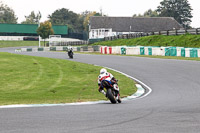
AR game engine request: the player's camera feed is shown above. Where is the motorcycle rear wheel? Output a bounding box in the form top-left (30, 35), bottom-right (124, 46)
top-left (107, 89), bottom-right (117, 104)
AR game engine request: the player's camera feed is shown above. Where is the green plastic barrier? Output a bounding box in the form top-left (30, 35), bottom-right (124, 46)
top-left (63, 46), bottom-right (68, 51)
top-left (190, 48), bottom-right (198, 58)
top-left (140, 47), bottom-right (145, 55)
top-left (50, 47), bottom-right (56, 51)
top-left (165, 48), bottom-right (170, 56)
top-left (38, 47), bottom-right (44, 51)
top-left (121, 47), bottom-right (126, 55)
top-left (148, 47), bottom-right (152, 55)
top-left (27, 48), bottom-right (32, 52)
top-left (92, 46), bottom-right (100, 51)
top-left (77, 47), bottom-right (80, 51)
top-left (170, 47), bottom-right (177, 56)
top-left (181, 48), bottom-right (185, 57)
top-left (82, 46), bottom-right (88, 51)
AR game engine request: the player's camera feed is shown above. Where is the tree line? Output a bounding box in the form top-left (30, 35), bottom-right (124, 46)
top-left (0, 1), bottom-right (102, 33)
top-left (133, 0), bottom-right (193, 28)
top-left (0, 0), bottom-right (194, 32)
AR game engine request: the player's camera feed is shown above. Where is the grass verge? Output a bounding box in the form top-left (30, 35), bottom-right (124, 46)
top-left (0, 41), bottom-right (47, 48)
top-left (0, 52), bottom-right (137, 105)
top-left (93, 34), bottom-right (200, 48)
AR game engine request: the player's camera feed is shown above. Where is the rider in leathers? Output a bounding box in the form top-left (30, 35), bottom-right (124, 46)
top-left (98, 68), bottom-right (120, 98)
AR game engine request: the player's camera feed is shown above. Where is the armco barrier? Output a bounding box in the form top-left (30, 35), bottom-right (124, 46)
top-left (176, 47), bottom-right (183, 57)
top-left (190, 48), bottom-right (198, 57)
top-left (112, 46), bottom-right (121, 54)
top-left (92, 46), bottom-right (100, 52)
top-left (198, 49), bottom-right (200, 57)
top-left (148, 47), bottom-right (152, 55)
top-left (185, 48), bottom-right (190, 57)
top-left (109, 47), bottom-right (112, 54)
top-left (21, 48), bottom-right (27, 52)
top-left (152, 47), bottom-right (162, 56)
top-left (144, 47), bottom-right (152, 55)
top-left (50, 47), bottom-right (56, 51)
top-left (140, 47), bottom-right (145, 55)
top-left (17, 46), bottom-right (200, 58)
top-left (38, 47), bottom-right (44, 51)
top-left (56, 46), bottom-right (63, 51)
top-left (44, 47), bottom-right (50, 51)
top-left (27, 48), bottom-right (32, 52)
top-left (169, 47), bottom-right (177, 56)
top-left (128, 47), bottom-right (140, 55)
top-left (32, 48), bottom-right (38, 52)
top-left (100, 46), bottom-right (106, 54)
top-left (63, 46), bottom-right (68, 51)
top-left (121, 47), bottom-right (126, 55)
top-left (104, 47), bottom-right (107, 54)
top-left (19, 46), bottom-right (77, 52)
top-left (101, 46), bottom-right (200, 58)
top-left (77, 47), bottom-right (81, 52)
top-left (88, 46), bottom-right (94, 52)
top-left (100, 46), bottom-right (200, 58)
top-left (181, 48), bottom-right (185, 57)
top-left (73, 47), bottom-right (77, 51)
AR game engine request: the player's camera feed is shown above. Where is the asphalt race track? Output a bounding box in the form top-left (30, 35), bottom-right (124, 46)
top-left (1, 47), bottom-right (200, 133)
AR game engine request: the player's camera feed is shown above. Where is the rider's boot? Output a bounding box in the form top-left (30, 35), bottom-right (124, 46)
top-left (100, 90), bottom-right (106, 96)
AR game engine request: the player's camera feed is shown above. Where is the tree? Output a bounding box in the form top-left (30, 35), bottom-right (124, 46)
top-left (157, 0), bottom-right (193, 28)
top-left (21, 11), bottom-right (41, 24)
top-left (0, 1), bottom-right (17, 23)
top-left (48, 8), bottom-right (83, 32)
top-left (80, 10), bottom-right (103, 32)
top-left (82, 11), bottom-right (96, 32)
top-left (143, 9), bottom-right (159, 17)
top-left (37, 21), bottom-right (54, 47)
top-left (133, 9), bottom-right (158, 17)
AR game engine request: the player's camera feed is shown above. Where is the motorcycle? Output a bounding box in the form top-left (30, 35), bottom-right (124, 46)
top-left (68, 49), bottom-right (73, 59)
top-left (100, 80), bottom-right (121, 104)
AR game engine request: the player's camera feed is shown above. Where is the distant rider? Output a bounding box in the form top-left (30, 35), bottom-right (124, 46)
top-left (97, 68), bottom-right (120, 97)
top-left (68, 47), bottom-right (73, 56)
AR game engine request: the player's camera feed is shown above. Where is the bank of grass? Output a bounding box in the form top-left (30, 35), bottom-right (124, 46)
top-left (93, 34), bottom-right (200, 48)
top-left (0, 41), bottom-right (47, 48)
top-left (0, 52), bottom-right (136, 105)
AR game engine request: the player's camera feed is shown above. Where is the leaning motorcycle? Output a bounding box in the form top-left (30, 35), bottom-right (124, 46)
top-left (101, 80), bottom-right (121, 104)
top-left (68, 50), bottom-right (73, 59)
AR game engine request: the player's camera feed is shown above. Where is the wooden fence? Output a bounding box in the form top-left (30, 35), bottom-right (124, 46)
top-left (104, 28), bottom-right (200, 41)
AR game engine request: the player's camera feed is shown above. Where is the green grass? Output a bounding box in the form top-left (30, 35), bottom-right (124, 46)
top-left (0, 52), bottom-right (137, 105)
top-left (93, 34), bottom-right (200, 48)
top-left (0, 41), bottom-right (47, 48)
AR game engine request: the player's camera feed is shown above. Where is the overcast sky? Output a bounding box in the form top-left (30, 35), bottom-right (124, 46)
top-left (1, 0), bottom-right (200, 28)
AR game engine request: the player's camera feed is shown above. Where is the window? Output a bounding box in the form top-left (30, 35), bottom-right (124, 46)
top-left (92, 30), bottom-right (94, 38)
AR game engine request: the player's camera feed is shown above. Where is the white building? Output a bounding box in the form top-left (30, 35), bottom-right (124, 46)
top-left (89, 16), bottom-right (182, 41)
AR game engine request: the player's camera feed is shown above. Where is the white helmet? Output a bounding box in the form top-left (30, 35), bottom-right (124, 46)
top-left (100, 68), bottom-right (107, 74)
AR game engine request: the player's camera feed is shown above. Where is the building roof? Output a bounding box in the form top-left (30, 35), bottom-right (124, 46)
top-left (90, 16), bottom-right (182, 32)
top-left (0, 23), bottom-right (68, 35)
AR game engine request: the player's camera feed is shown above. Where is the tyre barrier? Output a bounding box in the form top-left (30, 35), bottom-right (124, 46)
top-left (99, 46), bottom-right (200, 58)
top-left (17, 46), bottom-right (100, 53)
top-left (16, 46), bottom-right (200, 58)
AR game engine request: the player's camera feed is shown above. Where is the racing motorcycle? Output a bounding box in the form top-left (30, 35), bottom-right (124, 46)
top-left (68, 48), bottom-right (73, 59)
top-left (101, 80), bottom-right (121, 104)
